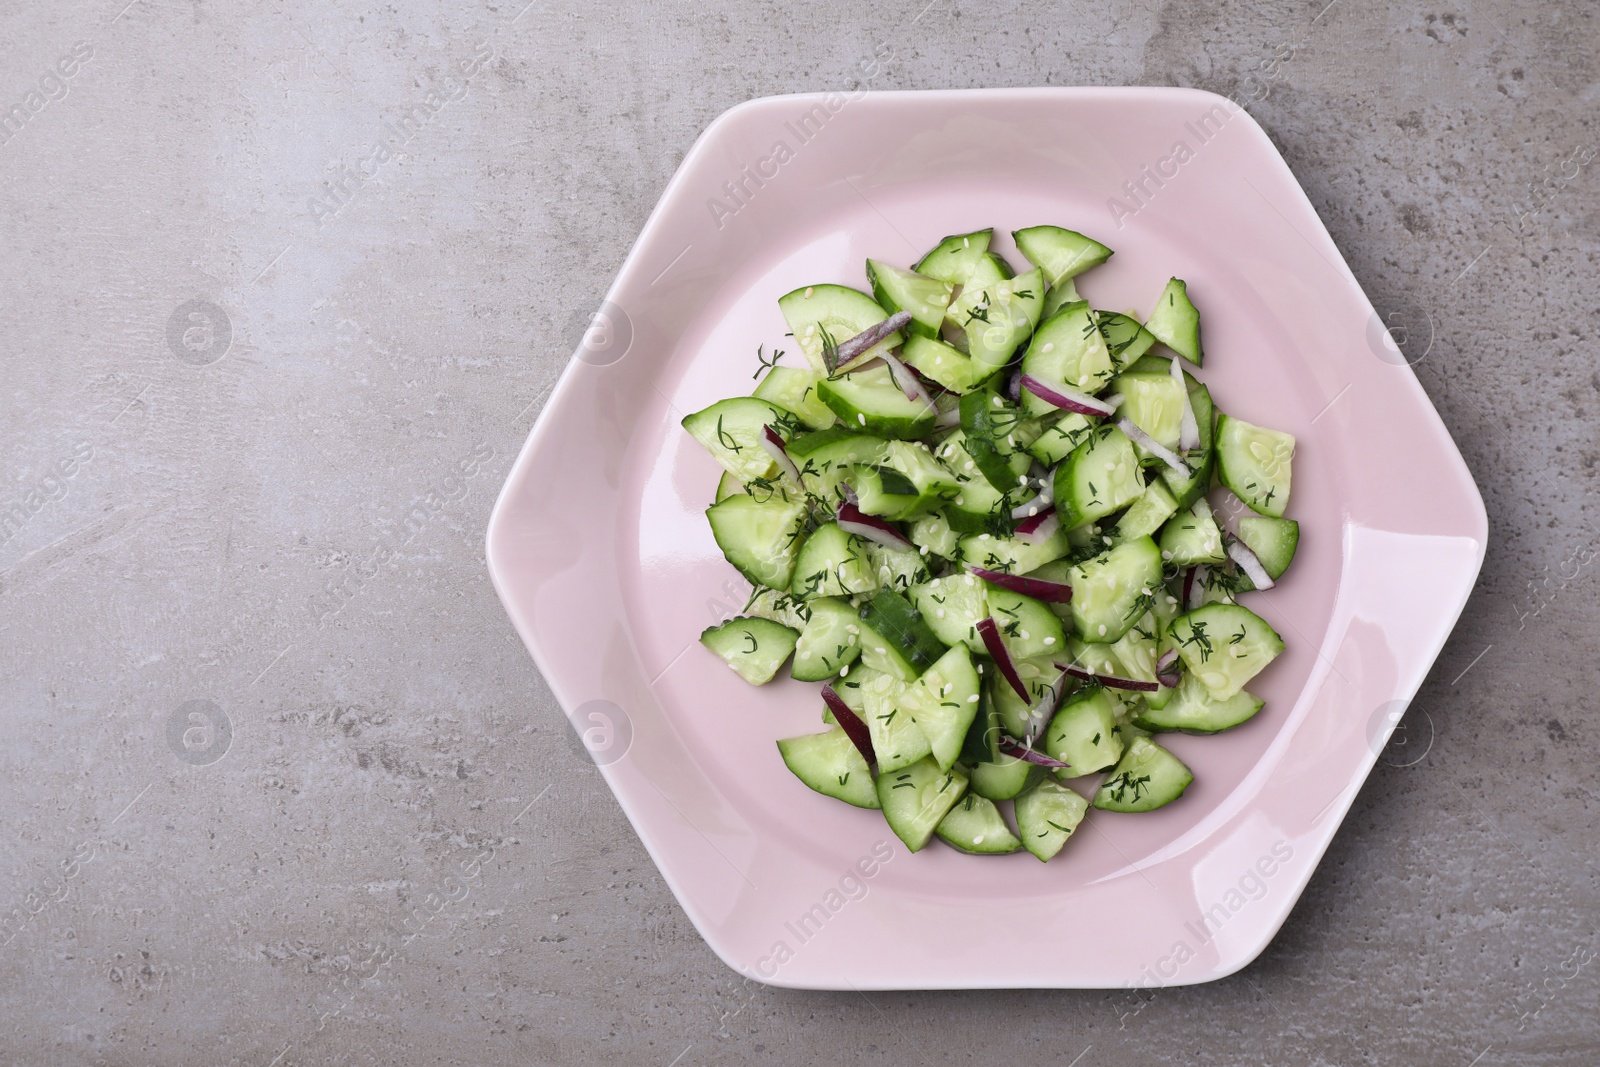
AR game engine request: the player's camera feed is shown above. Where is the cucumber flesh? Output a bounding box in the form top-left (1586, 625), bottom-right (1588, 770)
top-left (950, 268), bottom-right (1046, 368)
top-left (682, 397), bottom-right (800, 484)
top-left (907, 511), bottom-right (961, 561)
top-left (1113, 370), bottom-right (1187, 462)
top-left (818, 363), bottom-right (938, 440)
top-left (1167, 602), bottom-right (1284, 700)
top-left (1161, 380), bottom-right (1215, 508)
top-left (899, 333), bottom-right (996, 393)
top-left (908, 572), bottom-right (988, 651)
top-left (958, 528), bottom-right (1071, 576)
top-left (700, 616), bottom-right (799, 685)
top-left (779, 283), bottom-right (903, 373)
top-left (714, 470), bottom-right (743, 502)
top-left (914, 229), bottom-right (994, 285)
top-left (1097, 312), bottom-right (1159, 366)
top-left (1238, 515), bottom-right (1300, 580)
top-left (877, 757), bottom-right (969, 852)
top-left (791, 596), bottom-right (864, 682)
top-left (1133, 673), bottom-right (1264, 734)
top-left (968, 753), bottom-right (1039, 800)
top-left (1144, 277), bottom-right (1203, 366)
top-left (1092, 735), bottom-right (1194, 812)
top-left (866, 259), bottom-right (954, 339)
top-left (935, 792), bottom-right (1022, 854)
top-left (786, 427), bottom-right (887, 503)
top-left (1216, 414), bottom-right (1295, 518)
top-left (705, 494), bottom-right (809, 591)
top-left (1020, 302), bottom-right (1116, 412)
top-left (1011, 225), bottom-right (1113, 288)
top-left (1158, 499), bottom-right (1227, 567)
top-left (1015, 778), bottom-right (1090, 861)
top-left (790, 522), bottom-right (877, 600)
top-left (1053, 425), bottom-right (1145, 529)
top-left (895, 643), bottom-right (983, 771)
top-left (1110, 477), bottom-right (1178, 543)
top-left (856, 666), bottom-right (932, 773)
top-left (1067, 537), bottom-right (1164, 644)
top-left (752, 366), bottom-right (835, 430)
top-left (1044, 685), bottom-right (1124, 775)
top-left (1026, 412), bottom-right (1099, 467)
top-left (777, 728), bottom-right (880, 808)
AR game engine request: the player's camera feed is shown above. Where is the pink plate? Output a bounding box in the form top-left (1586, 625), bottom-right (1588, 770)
top-left (486, 88), bottom-right (1486, 989)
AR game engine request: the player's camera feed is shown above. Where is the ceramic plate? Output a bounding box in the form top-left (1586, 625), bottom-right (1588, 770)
top-left (486, 88), bottom-right (1486, 989)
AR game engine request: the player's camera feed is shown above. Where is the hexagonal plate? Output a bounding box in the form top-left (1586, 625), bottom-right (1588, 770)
top-left (486, 88), bottom-right (1486, 989)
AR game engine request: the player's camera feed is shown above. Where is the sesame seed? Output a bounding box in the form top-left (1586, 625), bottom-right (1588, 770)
top-left (1097, 624), bottom-right (1107, 636)
top-left (1044, 636), bottom-right (1056, 645)
top-left (858, 414), bottom-right (867, 425)
top-left (973, 835), bottom-right (986, 845)
top-left (967, 694), bottom-right (979, 703)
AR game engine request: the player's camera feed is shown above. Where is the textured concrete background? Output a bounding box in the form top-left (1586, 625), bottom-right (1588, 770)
top-left (0, 0), bottom-right (1595, 1064)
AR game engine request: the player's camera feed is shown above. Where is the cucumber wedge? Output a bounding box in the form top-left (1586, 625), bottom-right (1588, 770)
top-left (908, 572), bottom-right (989, 651)
top-left (949, 268), bottom-right (1046, 368)
top-left (786, 427), bottom-right (887, 502)
top-left (1158, 499), bottom-right (1227, 567)
top-left (1097, 312), bottom-right (1159, 367)
top-left (1053, 425), bottom-right (1145, 529)
top-left (866, 259), bottom-right (955, 339)
top-left (1025, 412), bottom-right (1099, 467)
top-left (777, 728), bottom-right (880, 809)
top-left (876, 757), bottom-right (969, 852)
top-left (1216, 414), bottom-right (1295, 518)
top-left (817, 363), bottom-right (938, 440)
top-left (1144, 277), bottom-right (1202, 366)
top-left (895, 643), bottom-right (983, 771)
top-left (1167, 602), bottom-right (1284, 700)
top-left (705, 494), bottom-right (808, 590)
top-left (790, 522), bottom-right (877, 600)
top-left (856, 588), bottom-right (949, 682)
top-left (936, 793), bottom-right (1022, 854)
top-left (1067, 537), bottom-right (1165, 644)
top-left (914, 229), bottom-right (994, 285)
top-left (1020, 302), bottom-right (1116, 410)
top-left (791, 596), bottom-right (864, 682)
top-left (1238, 515), bottom-right (1300, 580)
top-left (1092, 736), bottom-right (1193, 812)
top-left (753, 366), bottom-right (835, 430)
top-left (779, 283), bottom-right (904, 374)
top-left (700, 616), bottom-right (799, 685)
top-left (968, 753), bottom-right (1039, 800)
top-left (1015, 778), bottom-right (1090, 861)
top-left (899, 333), bottom-right (995, 393)
top-left (857, 666), bottom-right (932, 773)
top-left (1043, 685), bottom-right (1124, 775)
top-left (682, 396), bottom-right (800, 484)
top-left (1133, 673), bottom-right (1264, 734)
top-left (1011, 225), bottom-right (1113, 288)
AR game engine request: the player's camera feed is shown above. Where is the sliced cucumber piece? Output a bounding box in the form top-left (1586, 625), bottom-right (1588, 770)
top-left (682, 397), bottom-right (799, 484)
top-left (1097, 312), bottom-right (1159, 367)
top-left (907, 511), bottom-right (961, 560)
top-left (1238, 515), bottom-right (1300, 580)
top-left (988, 656), bottom-right (1065, 738)
top-left (1216, 414), bottom-right (1295, 518)
top-left (958, 527), bottom-right (1071, 576)
top-left (1044, 685), bottom-right (1124, 775)
top-left (1012, 225), bottom-right (1114, 288)
top-left (786, 427), bottom-right (886, 502)
top-left (908, 572), bottom-right (988, 651)
top-left (1092, 735), bottom-right (1193, 812)
top-left (936, 793), bottom-right (1022, 854)
top-left (1025, 412), bottom-right (1099, 467)
top-left (1067, 537), bottom-right (1164, 644)
top-left (1113, 368), bottom-right (1187, 462)
top-left (779, 283), bottom-right (903, 374)
top-left (700, 616), bottom-right (799, 685)
top-left (1144, 277), bottom-right (1202, 366)
top-left (899, 333), bottom-right (994, 393)
top-left (1015, 778), bottom-right (1090, 861)
top-left (856, 588), bottom-right (948, 682)
top-left (1133, 673), bottom-right (1264, 734)
top-left (706, 494), bottom-right (808, 590)
top-left (714, 470), bottom-right (744, 502)
top-left (1019, 302), bottom-right (1116, 412)
top-left (866, 259), bottom-right (954, 339)
top-left (950, 268), bottom-right (1046, 368)
top-left (1158, 499), bottom-right (1227, 567)
top-left (856, 665), bottom-right (931, 773)
top-left (984, 584), bottom-right (1067, 661)
top-left (967, 251), bottom-right (1015, 285)
top-left (968, 753), bottom-right (1039, 800)
top-left (874, 440), bottom-right (962, 518)
top-left (896, 644), bottom-right (983, 771)
top-left (1160, 379), bottom-right (1215, 508)
top-left (777, 728), bottom-right (879, 809)
top-left (876, 757), bottom-right (969, 853)
top-left (960, 684), bottom-right (1001, 765)
top-left (1053, 425), bottom-right (1145, 529)
top-left (1109, 477), bottom-right (1178, 543)
top-left (790, 522), bottom-right (876, 600)
top-left (959, 389), bottom-right (1032, 494)
top-left (1039, 277), bottom-right (1081, 319)
top-left (791, 596), bottom-right (863, 682)
top-left (914, 229), bottom-right (995, 285)
top-left (935, 430), bottom-right (1030, 535)
top-left (753, 366), bottom-right (835, 430)
top-left (864, 541), bottom-right (931, 596)
top-left (1167, 602), bottom-right (1284, 700)
top-left (817, 363), bottom-right (937, 440)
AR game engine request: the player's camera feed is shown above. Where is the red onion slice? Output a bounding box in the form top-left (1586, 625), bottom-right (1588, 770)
top-left (760, 425), bottom-right (802, 483)
top-left (969, 566), bottom-right (1074, 604)
top-left (1014, 508), bottom-right (1060, 545)
top-left (821, 685), bottom-right (876, 769)
top-left (1228, 538), bottom-right (1276, 590)
top-left (831, 310), bottom-right (913, 371)
top-left (1171, 356), bottom-right (1201, 451)
top-left (998, 735), bottom-right (1070, 769)
top-left (976, 617), bottom-right (1030, 702)
top-left (1117, 417), bottom-right (1189, 477)
top-left (836, 502), bottom-right (913, 550)
top-left (1017, 373), bottom-right (1116, 417)
top-left (879, 348), bottom-right (935, 409)
top-left (1057, 663), bottom-right (1159, 693)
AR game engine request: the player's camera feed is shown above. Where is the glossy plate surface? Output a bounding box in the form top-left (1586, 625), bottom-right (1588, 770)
top-left (486, 88), bottom-right (1486, 989)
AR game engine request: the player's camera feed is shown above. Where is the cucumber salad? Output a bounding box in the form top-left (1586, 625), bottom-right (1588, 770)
top-left (686, 225), bottom-right (1299, 861)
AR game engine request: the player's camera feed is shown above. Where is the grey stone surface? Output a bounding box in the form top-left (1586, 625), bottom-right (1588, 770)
top-left (0, 0), bottom-right (1595, 1063)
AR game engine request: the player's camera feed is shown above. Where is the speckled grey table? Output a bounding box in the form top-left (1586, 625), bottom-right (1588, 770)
top-left (1, 1), bottom-right (1595, 1064)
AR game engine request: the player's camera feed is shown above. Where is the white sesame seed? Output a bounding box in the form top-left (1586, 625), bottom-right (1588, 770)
top-left (1044, 636), bottom-right (1056, 646)
top-left (967, 694), bottom-right (979, 703)
top-left (973, 835), bottom-right (986, 845)
top-left (858, 414), bottom-right (867, 425)
top-left (1097, 624), bottom-right (1107, 636)
top-left (804, 287), bottom-right (814, 298)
